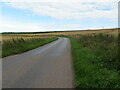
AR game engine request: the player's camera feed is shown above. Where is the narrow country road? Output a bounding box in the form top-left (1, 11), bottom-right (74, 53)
top-left (2, 37), bottom-right (74, 88)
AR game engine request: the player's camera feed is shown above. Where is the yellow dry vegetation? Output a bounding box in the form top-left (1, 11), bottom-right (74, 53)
top-left (2, 28), bottom-right (119, 41)
top-left (52, 28), bottom-right (118, 35)
top-left (2, 35), bottom-right (55, 41)
top-left (20, 28), bottom-right (117, 36)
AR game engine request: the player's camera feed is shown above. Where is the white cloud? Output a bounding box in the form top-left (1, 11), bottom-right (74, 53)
top-left (59, 24), bottom-right (81, 30)
top-left (0, 20), bottom-right (51, 32)
top-left (0, 0), bottom-right (118, 32)
top-left (3, 1), bottom-right (118, 21)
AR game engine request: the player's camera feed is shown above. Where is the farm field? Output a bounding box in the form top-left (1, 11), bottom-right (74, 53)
top-left (2, 34), bottom-right (56, 41)
top-left (2, 28), bottom-right (118, 41)
top-left (2, 28), bottom-right (118, 57)
top-left (1, 28), bottom-right (119, 88)
top-left (70, 30), bottom-right (119, 88)
top-left (2, 35), bottom-right (57, 57)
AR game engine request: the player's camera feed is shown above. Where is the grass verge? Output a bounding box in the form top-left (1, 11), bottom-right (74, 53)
top-left (2, 37), bottom-right (58, 58)
top-left (70, 34), bottom-right (120, 88)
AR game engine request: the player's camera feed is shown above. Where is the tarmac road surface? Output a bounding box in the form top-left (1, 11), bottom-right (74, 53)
top-left (2, 37), bottom-right (74, 88)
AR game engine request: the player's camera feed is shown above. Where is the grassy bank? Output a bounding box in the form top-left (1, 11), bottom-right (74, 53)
top-left (2, 37), bottom-right (57, 58)
top-left (70, 34), bottom-right (120, 88)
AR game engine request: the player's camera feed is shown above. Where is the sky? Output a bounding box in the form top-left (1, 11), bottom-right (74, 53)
top-left (0, 0), bottom-right (119, 32)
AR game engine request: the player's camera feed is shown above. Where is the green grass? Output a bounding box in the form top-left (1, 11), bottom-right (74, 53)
top-left (70, 34), bottom-right (120, 88)
top-left (2, 37), bottom-right (58, 58)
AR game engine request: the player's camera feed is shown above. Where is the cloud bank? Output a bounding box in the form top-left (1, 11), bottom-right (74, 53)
top-left (4, 1), bottom-right (118, 21)
top-left (0, 0), bottom-right (118, 32)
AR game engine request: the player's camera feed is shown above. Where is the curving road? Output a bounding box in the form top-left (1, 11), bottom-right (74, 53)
top-left (2, 37), bottom-right (74, 88)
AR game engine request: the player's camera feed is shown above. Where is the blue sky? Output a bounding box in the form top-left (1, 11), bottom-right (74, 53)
top-left (0, 0), bottom-right (118, 32)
